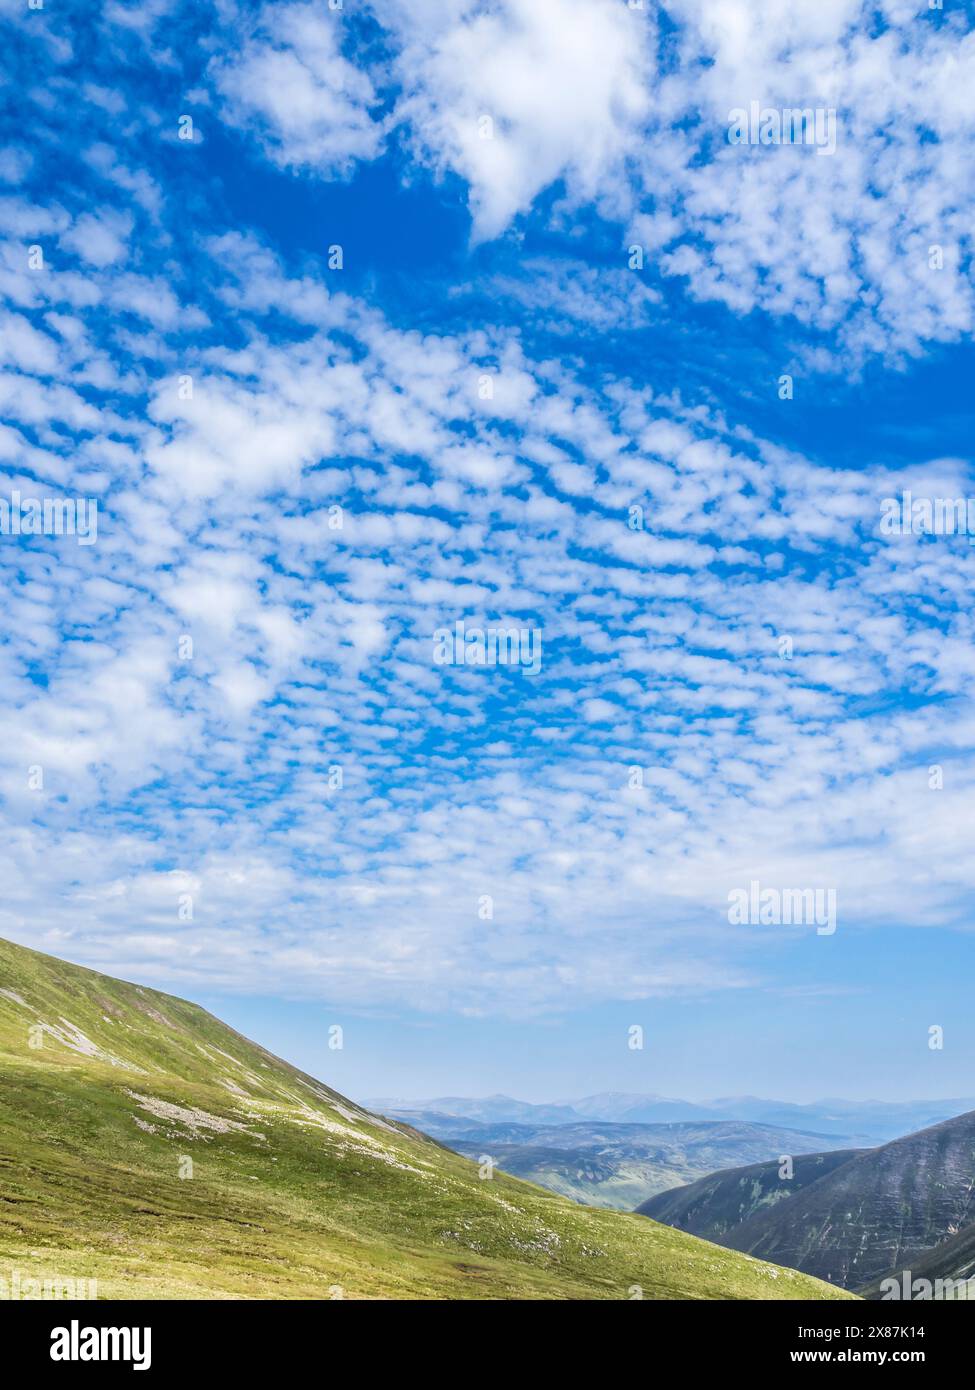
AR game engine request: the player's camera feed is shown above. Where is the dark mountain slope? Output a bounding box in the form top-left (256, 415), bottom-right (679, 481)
top-left (860, 1220), bottom-right (975, 1299)
top-left (717, 1109), bottom-right (975, 1289)
top-left (637, 1148), bottom-right (864, 1241)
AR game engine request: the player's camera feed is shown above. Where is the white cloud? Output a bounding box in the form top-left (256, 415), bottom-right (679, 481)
top-left (212, 2), bottom-right (383, 175)
top-left (393, 0), bottom-right (652, 240)
top-left (629, 1), bottom-right (975, 359)
top-left (193, 1), bottom-right (975, 359)
top-left (5, 8), bottom-right (975, 1020)
top-left (59, 210), bottom-right (132, 268)
top-left (3, 227), bottom-right (975, 1013)
top-left (383, 0), bottom-right (975, 358)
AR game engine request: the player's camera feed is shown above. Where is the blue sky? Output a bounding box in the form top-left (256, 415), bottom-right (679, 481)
top-left (2, 0), bottom-right (975, 1103)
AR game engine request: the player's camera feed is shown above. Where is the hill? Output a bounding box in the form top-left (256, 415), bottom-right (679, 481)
top-left (650, 1110), bottom-right (975, 1290)
top-left (637, 1149), bottom-right (864, 1240)
top-left (0, 937), bottom-right (851, 1301)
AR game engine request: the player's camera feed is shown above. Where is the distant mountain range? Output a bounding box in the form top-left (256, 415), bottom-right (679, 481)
top-left (370, 1092), bottom-right (975, 1146)
top-left (639, 1109), bottom-right (975, 1295)
top-left (370, 1102), bottom-right (864, 1210)
top-left (370, 1092), bottom-right (975, 1214)
top-left (369, 1095), bottom-right (584, 1127)
top-left (441, 1119), bottom-right (848, 1211)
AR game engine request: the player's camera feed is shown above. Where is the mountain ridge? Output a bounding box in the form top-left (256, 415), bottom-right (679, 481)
top-left (370, 1092), bottom-right (974, 1143)
top-left (637, 1149), bottom-right (865, 1240)
top-left (641, 1107), bottom-right (975, 1291)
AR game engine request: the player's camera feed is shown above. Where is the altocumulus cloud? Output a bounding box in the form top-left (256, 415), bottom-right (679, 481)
top-left (197, 0), bottom-right (975, 361)
top-left (0, 0), bottom-right (974, 1017)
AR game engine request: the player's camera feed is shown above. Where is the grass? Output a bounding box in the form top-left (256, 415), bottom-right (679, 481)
top-left (0, 936), bottom-right (855, 1300)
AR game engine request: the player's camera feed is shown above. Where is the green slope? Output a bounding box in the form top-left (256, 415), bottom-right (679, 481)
top-left (0, 938), bottom-right (853, 1301)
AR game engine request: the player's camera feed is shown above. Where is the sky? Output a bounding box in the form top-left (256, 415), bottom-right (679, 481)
top-left (1, 0), bottom-right (975, 1103)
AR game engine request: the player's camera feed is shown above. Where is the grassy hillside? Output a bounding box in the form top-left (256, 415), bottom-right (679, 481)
top-left (0, 937), bottom-right (852, 1301)
top-left (638, 1149), bottom-right (865, 1239)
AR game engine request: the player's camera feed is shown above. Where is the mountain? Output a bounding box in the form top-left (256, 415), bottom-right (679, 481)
top-left (444, 1121), bottom-right (846, 1211)
top-left (637, 1149), bottom-right (865, 1240)
top-left (644, 1109), bottom-right (975, 1291)
top-left (559, 1093), bottom-right (711, 1125)
top-left (367, 1094), bottom-right (583, 1126)
top-left (370, 1093), bottom-right (715, 1128)
top-left (0, 937), bottom-right (850, 1301)
top-left (700, 1096), bottom-right (975, 1144)
top-left (374, 1092), bottom-right (974, 1145)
